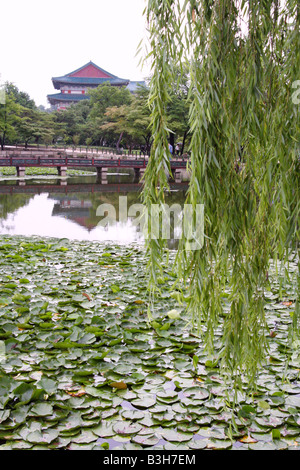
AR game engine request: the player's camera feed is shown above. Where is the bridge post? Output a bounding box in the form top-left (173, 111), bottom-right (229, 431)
top-left (134, 167), bottom-right (146, 182)
top-left (96, 167), bottom-right (108, 184)
top-left (16, 167), bottom-right (26, 178)
top-left (174, 169), bottom-right (182, 183)
top-left (57, 166), bottom-right (67, 177)
top-left (170, 168), bottom-right (183, 183)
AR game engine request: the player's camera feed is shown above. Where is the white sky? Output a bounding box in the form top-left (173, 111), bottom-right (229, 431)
top-left (0, 0), bottom-right (149, 108)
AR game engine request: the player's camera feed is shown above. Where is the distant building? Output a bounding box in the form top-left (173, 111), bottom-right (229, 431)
top-left (47, 61), bottom-right (145, 110)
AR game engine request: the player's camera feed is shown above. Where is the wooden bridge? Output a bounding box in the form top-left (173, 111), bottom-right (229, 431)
top-left (0, 148), bottom-right (188, 182)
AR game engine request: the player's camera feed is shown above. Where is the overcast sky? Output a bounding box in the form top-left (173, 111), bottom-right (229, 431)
top-left (0, 0), bottom-right (149, 107)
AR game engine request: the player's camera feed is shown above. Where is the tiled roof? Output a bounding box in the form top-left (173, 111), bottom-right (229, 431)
top-left (52, 76), bottom-right (129, 89)
top-left (52, 61), bottom-right (129, 89)
top-left (48, 61), bottom-right (143, 106)
top-left (67, 61), bottom-right (118, 79)
top-left (47, 93), bottom-right (90, 104)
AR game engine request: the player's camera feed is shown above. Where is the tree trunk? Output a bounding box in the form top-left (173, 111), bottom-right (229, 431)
top-left (180, 129), bottom-right (188, 156)
top-left (116, 132), bottom-right (124, 150)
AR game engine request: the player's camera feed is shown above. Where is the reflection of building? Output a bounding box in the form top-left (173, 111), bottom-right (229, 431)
top-left (51, 196), bottom-right (96, 231)
top-left (47, 61), bottom-right (145, 110)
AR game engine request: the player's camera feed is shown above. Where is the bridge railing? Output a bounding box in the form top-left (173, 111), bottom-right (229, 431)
top-left (0, 155), bottom-right (188, 169)
top-left (1, 145), bottom-right (150, 158)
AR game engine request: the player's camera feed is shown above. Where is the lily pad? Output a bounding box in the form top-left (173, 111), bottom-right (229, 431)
top-left (131, 434), bottom-right (161, 446)
top-left (29, 403), bottom-right (54, 417)
top-left (92, 421), bottom-right (115, 438)
top-left (131, 395), bottom-right (156, 409)
top-left (26, 429), bottom-right (59, 444)
top-left (113, 421), bottom-right (143, 435)
top-left (159, 428), bottom-right (193, 442)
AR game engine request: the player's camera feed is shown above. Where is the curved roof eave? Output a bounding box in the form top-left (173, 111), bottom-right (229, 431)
top-left (52, 76), bottom-right (129, 89)
top-left (47, 93), bottom-right (90, 104)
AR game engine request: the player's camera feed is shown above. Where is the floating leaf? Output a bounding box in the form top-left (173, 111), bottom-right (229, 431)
top-left (167, 309), bottom-right (180, 320)
top-left (109, 382), bottom-right (127, 390)
top-left (26, 429), bottom-right (59, 444)
top-left (71, 431), bottom-right (98, 444)
top-left (113, 421), bottom-right (142, 435)
top-left (92, 422), bottom-right (116, 438)
top-left (159, 428), bottom-right (193, 442)
top-left (206, 439), bottom-right (232, 450)
top-left (30, 403), bottom-right (53, 417)
top-left (131, 434), bottom-right (160, 446)
top-left (131, 395), bottom-right (156, 409)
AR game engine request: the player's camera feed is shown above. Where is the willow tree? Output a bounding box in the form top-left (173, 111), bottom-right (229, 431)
top-left (142, 0), bottom-right (299, 386)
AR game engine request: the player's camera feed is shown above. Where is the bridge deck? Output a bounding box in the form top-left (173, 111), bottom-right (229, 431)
top-left (0, 182), bottom-right (188, 195)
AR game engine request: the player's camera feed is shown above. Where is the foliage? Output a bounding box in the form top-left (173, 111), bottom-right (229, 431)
top-left (52, 100), bottom-right (92, 145)
top-left (89, 84), bottom-right (132, 119)
top-left (0, 77), bottom-right (190, 151)
top-left (100, 85), bottom-right (153, 152)
top-left (16, 108), bottom-right (55, 147)
top-left (166, 65), bottom-right (191, 154)
top-left (0, 95), bottom-right (22, 150)
top-left (4, 83), bottom-right (36, 110)
top-left (0, 84), bottom-right (56, 148)
top-left (143, 0), bottom-right (300, 387)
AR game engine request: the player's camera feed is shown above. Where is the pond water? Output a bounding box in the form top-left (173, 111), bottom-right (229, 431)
top-left (0, 172), bottom-right (188, 245)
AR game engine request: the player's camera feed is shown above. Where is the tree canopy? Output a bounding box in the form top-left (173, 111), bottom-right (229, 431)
top-left (142, 0), bottom-right (300, 387)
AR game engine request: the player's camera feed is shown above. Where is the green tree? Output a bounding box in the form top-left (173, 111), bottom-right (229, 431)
top-left (143, 0), bottom-right (299, 387)
top-left (125, 86), bottom-right (152, 153)
top-left (99, 86), bottom-right (152, 153)
top-left (52, 100), bottom-right (91, 145)
top-left (166, 66), bottom-right (190, 155)
top-left (89, 84), bottom-right (132, 119)
top-left (4, 82), bottom-right (36, 109)
top-left (15, 108), bottom-right (53, 147)
top-left (0, 94), bottom-right (22, 149)
top-left (86, 84), bottom-right (133, 149)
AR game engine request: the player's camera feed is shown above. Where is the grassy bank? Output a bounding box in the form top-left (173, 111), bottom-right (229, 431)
top-left (0, 167), bottom-right (96, 177)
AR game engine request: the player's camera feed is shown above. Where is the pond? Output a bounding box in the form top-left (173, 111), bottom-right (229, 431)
top-left (0, 171), bottom-right (188, 246)
top-left (0, 170), bottom-right (299, 451)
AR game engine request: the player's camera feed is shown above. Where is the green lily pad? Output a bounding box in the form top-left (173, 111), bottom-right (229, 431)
top-left (131, 395), bottom-right (156, 409)
top-left (183, 386), bottom-right (209, 400)
top-left (71, 430), bottom-right (98, 444)
top-left (121, 410), bottom-right (145, 420)
top-left (207, 439), bottom-right (232, 450)
top-left (286, 396), bottom-right (300, 408)
top-left (92, 421), bottom-right (115, 437)
top-left (159, 428), bottom-right (193, 442)
top-left (188, 438), bottom-right (208, 449)
top-left (26, 429), bottom-right (59, 444)
top-left (112, 421), bottom-right (143, 435)
top-left (131, 434), bottom-right (161, 446)
top-left (30, 403), bottom-right (54, 417)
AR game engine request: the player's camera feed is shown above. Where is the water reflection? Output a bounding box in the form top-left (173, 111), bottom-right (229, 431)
top-left (0, 176), bottom-right (188, 246)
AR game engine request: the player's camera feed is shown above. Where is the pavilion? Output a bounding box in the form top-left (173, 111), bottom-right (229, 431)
top-left (47, 61), bottom-right (145, 110)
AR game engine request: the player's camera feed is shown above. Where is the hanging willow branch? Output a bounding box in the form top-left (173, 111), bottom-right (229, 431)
top-left (143, 0), bottom-right (299, 386)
